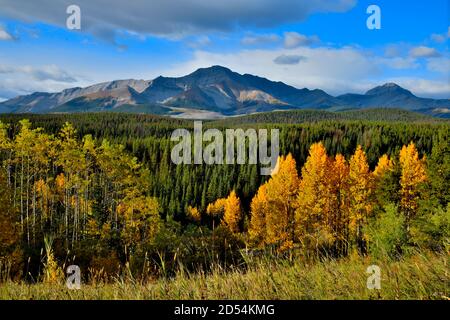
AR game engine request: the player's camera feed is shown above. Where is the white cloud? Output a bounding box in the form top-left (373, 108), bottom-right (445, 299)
top-left (384, 45), bottom-right (401, 58)
top-left (409, 46), bottom-right (441, 58)
top-left (188, 36), bottom-right (212, 48)
top-left (273, 54), bottom-right (306, 65)
top-left (0, 76), bottom-right (77, 99)
top-left (0, 64), bottom-right (77, 82)
top-left (241, 31), bottom-right (320, 49)
top-left (377, 57), bottom-right (419, 70)
top-left (241, 34), bottom-right (281, 46)
top-left (0, 26), bottom-right (13, 40)
top-left (158, 46), bottom-right (449, 98)
top-left (0, 64), bottom-right (81, 99)
top-left (382, 77), bottom-right (450, 99)
top-left (0, 0), bottom-right (356, 40)
top-left (284, 32), bottom-right (319, 48)
top-left (430, 27), bottom-right (450, 43)
top-left (431, 33), bottom-right (446, 43)
top-left (427, 57), bottom-right (450, 74)
top-left (159, 46), bottom-right (379, 95)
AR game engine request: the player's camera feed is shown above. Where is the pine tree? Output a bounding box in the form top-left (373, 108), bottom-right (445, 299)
top-left (427, 132), bottom-right (450, 208)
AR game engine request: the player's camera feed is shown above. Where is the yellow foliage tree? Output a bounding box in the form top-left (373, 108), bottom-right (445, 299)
top-left (264, 153), bottom-right (299, 250)
top-left (207, 191), bottom-right (242, 233)
top-left (373, 154), bottom-right (394, 179)
top-left (0, 121), bottom-right (11, 154)
top-left (117, 195), bottom-right (160, 257)
top-left (295, 143), bottom-right (334, 249)
top-left (206, 198), bottom-right (227, 217)
top-left (348, 145), bottom-right (374, 252)
top-left (399, 142), bottom-right (427, 224)
top-left (248, 183), bottom-right (268, 246)
top-left (223, 190), bottom-right (242, 233)
top-left (328, 154), bottom-right (350, 254)
top-left (187, 205), bottom-right (201, 223)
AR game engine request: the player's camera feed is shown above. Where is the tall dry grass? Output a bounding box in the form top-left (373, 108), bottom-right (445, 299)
top-left (0, 250), bottom-right (447, 300)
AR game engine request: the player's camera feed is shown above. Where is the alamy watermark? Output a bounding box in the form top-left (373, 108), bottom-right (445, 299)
top-left (66, 4), bottom-right (81, 30)
top-left (66, 265), bottom-right (81, 290)
top-left (366, 265), bottom-right (381, 290)
top-left (170, 121), bottom-right (279, 176)
top-left (366, 4), bottom-right (381, 30)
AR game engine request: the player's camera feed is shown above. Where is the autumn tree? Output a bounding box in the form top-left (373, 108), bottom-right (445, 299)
top-left (55, 122), bottom-right (92, 246)
top-left (373, 154), bottom-right (394, 179)
top-left (373, 154), bottom-right (397, 207)
top-left (206, 198), bottom-right (227, 217)
top-left (328, 154), bottom-right (349, 255)
top-left (13, 120), bottom-right (54, 244)
top-left (222, 191), bottom-right (242, 233)
top-left (186, 205), bottom-right (201, 223)
top-left (0, 169), bottom-right (22, 278)
top-left (347, 145), bottom-right (374, 253)
top-left (399, 142), bottom-right (427, 225)
top-left (262, 154), bottom-right (299, 250)
top-left (248, 183), bottom-right (268, 246)
top-left (295, 143), bottom-right (333, 251)
top-left (117, 195), bottom-right (160, 259)
top-left (207, 190), bottom-right (242, 233)
top-left (0, 121), bottom-right (11, 164)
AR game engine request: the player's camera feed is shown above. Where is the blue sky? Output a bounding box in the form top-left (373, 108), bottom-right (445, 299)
top-left (0, 0), bottom-right (448, 100)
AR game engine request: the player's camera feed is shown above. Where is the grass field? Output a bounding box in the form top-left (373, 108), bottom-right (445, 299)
top-left (0, 251), bottom-right (447, 300)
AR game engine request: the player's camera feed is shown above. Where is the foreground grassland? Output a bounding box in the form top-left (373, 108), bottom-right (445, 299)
top-left (1, 251), bottom-right (447, 300)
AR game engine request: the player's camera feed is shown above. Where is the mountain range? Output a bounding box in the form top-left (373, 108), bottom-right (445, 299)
top-left (1, 65), bottom-right (449, 118)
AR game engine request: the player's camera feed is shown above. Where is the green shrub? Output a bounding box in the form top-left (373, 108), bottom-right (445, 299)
top-left (367, 204), bottom-right (407, 259)
top-left (410, 204), bottom-right (450, 251)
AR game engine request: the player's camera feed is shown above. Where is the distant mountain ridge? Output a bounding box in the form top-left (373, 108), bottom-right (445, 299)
top-left (1, 66), bottom-right (449, 118)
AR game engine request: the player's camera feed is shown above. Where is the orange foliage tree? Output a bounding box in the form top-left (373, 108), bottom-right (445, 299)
top-left (347, 145), bottom-right (374, 253)
top-left (248, 183), bottom-right (268, 246)
top-left (328, 154), bottom-right (350, 255)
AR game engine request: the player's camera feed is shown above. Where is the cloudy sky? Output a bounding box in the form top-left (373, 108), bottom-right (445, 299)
top-left (0, 0), bottom-right (448, 101)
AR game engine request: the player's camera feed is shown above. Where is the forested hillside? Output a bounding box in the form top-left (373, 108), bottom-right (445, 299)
top-left (216, 108), bottom-right (438, 124)
top-left (0, 112), bottom-right (448, 285)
